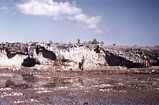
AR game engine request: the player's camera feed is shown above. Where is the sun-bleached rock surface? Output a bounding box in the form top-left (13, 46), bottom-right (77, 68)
top-left (0, 42), bottom-right (159, 69)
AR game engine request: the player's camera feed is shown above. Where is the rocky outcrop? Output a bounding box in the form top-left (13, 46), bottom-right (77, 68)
top-left (104, 50), bottom-right (142, 68)
top-left (100, 46), bottom-right (159, 68)
top-left (0, 42), bottom-right (159, 69)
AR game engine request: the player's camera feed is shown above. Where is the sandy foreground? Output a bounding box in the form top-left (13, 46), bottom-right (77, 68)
top-left (0, 66), bottom-right (159, 105)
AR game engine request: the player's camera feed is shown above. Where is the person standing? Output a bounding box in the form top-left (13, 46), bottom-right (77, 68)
top-left (81, 56), bottom-right (85, 70)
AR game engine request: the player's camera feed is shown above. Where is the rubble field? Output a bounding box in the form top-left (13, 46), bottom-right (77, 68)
top-left (0, 66), bottom-right (159, 105)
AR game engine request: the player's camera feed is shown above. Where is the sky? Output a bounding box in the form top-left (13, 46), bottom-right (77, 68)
top-left (0, 0), bottom-right (159, 46)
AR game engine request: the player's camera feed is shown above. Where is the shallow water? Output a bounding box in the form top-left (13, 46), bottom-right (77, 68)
top-left (52, 95), bottom-right (159, 105)
top-left (0, 68), bottom-right (159, 104)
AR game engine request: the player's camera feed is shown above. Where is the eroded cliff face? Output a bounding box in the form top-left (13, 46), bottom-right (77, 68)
top-left (0, 42), bottom-right (159, 70)
top-left (102, 46), bottom-right (159, 68)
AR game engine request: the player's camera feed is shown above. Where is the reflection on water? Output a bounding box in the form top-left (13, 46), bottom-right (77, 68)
top-left (52, 95), bottom-right (159, 105)
top-left (0, 70), bottom-right (159, 104)
top-left (0, 88), bottom-right (159, 104)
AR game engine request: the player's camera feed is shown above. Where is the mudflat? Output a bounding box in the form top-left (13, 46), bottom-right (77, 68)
top-left (0, 66), bottom-right (159, 104)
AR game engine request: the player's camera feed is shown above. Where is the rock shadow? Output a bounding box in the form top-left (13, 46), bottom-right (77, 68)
top-left (98, 47), bottom-right (142, 68)
top-left (37, 46), bottom-right (56, 60)
top-left (6, 52), bottom-right (16, 59)
top-left (151, 59), bottom-right (159, 66)
top-left (105, 52), bottom-right (142, 68)
top-left (22, 57), bottom-right (41, 67)
top-left (41, 50), bottom-right (56, 60)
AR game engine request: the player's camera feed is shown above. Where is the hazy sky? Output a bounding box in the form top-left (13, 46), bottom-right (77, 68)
top-left (0, 0), bottom-right (159, 46)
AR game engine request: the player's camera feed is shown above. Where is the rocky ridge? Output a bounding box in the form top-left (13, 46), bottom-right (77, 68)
top-left (0, 42), bottom-right (159, 70)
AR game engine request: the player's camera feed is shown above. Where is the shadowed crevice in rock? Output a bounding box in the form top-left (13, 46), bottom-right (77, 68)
top-left (98, 47), bottom-right (143, 68)
top-left (37, 46), bottom-right (56, 60)
top-left (6, 52), bottom-right (17, 59)
top-left (104, 52), bottom-right (142, 68)
top-left (41, 50), bottom-right (56, 60)
top-left (22, 57), bottom-right (41, 67)
top-left (152, 59), bottom-right (159, 66)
